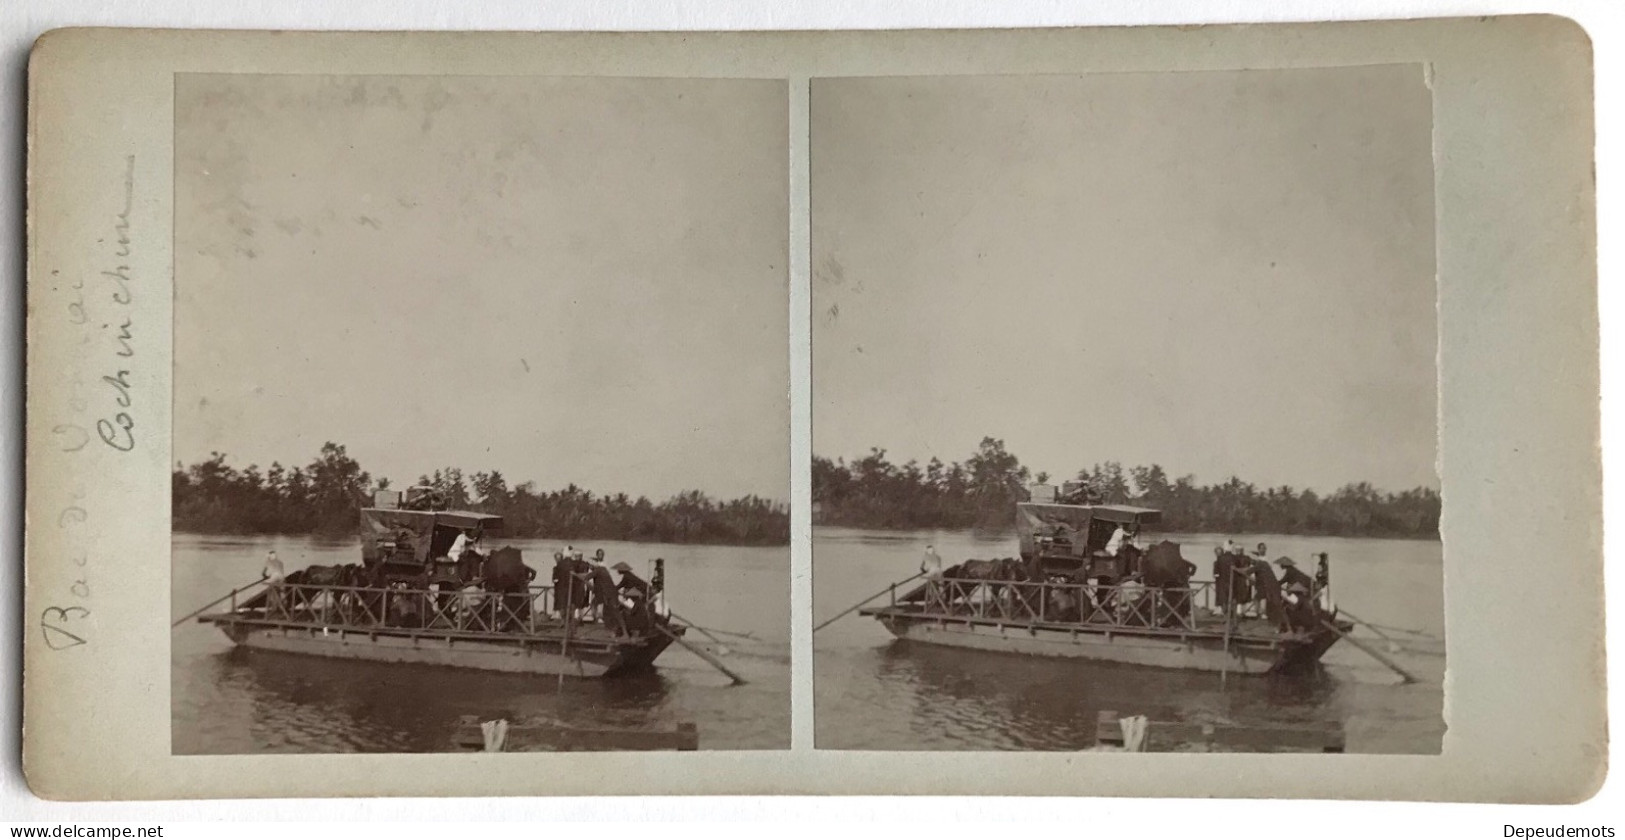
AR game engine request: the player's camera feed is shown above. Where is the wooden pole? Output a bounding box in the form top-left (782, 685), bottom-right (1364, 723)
top-left (1337, 609), bottom-right (1442, 655)
top-left (562, 569), bottom-right (575, 656)
top-left (659, 625), bottom-right (747, 685)
top-left (558, 568), bottom-right (577, 693)
top-left (1341, 610), bottom-right (1439, 639)
top-left (695, 625), bottom-right (758, 641)
top-left (667, 610), bottom-right (729, 646)
top-left (667, 612), bottom-right (756, 641)
top-left (814, 572), bottom-right (925, 633)
top-left (1335, 608), bottom-right (1402, 646)
top-left (1321, 620), bottom-right (1418, 684)
top-left (172, 577), bottom-right (265, 628)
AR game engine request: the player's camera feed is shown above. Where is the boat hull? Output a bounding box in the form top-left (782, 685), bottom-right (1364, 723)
top-left (208, 618), bottom-right (674, 679)
top-left (868, 610), bottom-right (1325, 675)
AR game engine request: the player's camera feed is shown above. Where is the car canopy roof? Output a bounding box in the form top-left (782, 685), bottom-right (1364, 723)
top-left (1015, 502), bottom-right (1162, 558)
top-left (359, 508), bottom-right (504, 564)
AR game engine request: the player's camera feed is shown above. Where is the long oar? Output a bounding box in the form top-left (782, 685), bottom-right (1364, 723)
top-left (1338, 608), bottom-right (1441, 654)
top-left (659, 624), bottom-right (747, 685)
top-left (1321, 619), bottom-right (1418, 684)
top-left (1334, 608), bottom-right (1404, 652)
top-left (172, 577), bottom-right (265, 628)
top-left (667, 610), bottom-right (731, 645)
top-left (1350, 614), bottom-right (1441, 640)
top-left (814, 572), bottom-right (924, 633)
top-left (675, 618), bottom-right (758, 641)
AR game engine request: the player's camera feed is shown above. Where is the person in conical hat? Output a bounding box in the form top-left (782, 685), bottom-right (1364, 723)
top-left (1275, 556), bottom-right (1315, 597)
top-left (612, 561), bottom-right (652, 634)
top-left (613, 561), bottom-right (650, 598)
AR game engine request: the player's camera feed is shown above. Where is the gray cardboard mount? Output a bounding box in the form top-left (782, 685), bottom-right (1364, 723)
top-left (24, 18), bottom-right (1601, 801)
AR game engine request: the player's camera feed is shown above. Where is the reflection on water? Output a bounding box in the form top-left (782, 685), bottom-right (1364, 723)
top-left (815, 527), bottom-right (1445, 753)
top-left (173, 533), bottom-right (789, 753)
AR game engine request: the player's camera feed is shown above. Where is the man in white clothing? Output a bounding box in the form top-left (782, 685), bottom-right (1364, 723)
top-left (919, 544), bottom-right (944, 580)
top-left (447, 529), bottom-right (472, 562)
top-left (1105, 524), bottom-right (1130, 557)
top-left (263, 550), bottom-right (285, 583)
top-left (262, 550), bottom-right (286, 614)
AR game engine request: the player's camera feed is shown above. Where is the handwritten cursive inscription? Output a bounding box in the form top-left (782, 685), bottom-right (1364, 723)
top-left (96, 154), bottom-right (136, 454)
top-left (42, 490), bottom-right (93, 650)
top-left (41, 605), bottom-right (90, 650)
top-left (40, 156), bottom-right (137, 651)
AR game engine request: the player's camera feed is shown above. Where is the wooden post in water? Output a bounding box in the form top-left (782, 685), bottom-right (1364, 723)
top-left (1097, 710), bottom-right (1344, 753)
top-left (453, 715), bottom-right (699, 752)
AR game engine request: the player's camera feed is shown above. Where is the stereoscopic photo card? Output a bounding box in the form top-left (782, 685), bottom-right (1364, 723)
top-left (23, 19), bottom-right (1602, 801)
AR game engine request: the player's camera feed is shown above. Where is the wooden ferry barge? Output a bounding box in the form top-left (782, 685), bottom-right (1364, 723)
top-left (859, 499), bottom-right (1349, 676)
top-left (197, 579), bottom-right (680, 678)
top-left (191, 493), bottom-right (682, 679)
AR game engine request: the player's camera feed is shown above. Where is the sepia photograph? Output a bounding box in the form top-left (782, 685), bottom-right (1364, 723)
top-left (811, 66), bottom-right (1445, 753)
top-left (21, 19), bottom-right (1599, 802)
top-left (169, 73), bottom-right (791, 753)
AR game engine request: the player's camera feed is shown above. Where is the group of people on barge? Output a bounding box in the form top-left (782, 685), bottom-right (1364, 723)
top-left (913, 534), bottom-right (1336, 636)
top-left (256, 532), bottom-right (667, 639)
top-left (549, 546), bottom-right (664, 639)
top-left (1211, 540), bottom-right (1333, 633)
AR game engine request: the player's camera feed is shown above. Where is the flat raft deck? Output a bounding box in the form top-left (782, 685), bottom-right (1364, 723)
top-left (859, 585), bottom-right (1344, 675)
top-left (197, 586), bottom-right (679, 678)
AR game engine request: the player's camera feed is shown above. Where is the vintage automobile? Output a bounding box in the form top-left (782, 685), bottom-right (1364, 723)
top-left (1017, 500), bottom-right (1163, 581)
top-left (359, 492), bottom-right (507, 589)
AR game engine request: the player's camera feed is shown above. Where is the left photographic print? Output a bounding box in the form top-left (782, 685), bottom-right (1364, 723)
top-left (170, 74), bottom-right (791, 754)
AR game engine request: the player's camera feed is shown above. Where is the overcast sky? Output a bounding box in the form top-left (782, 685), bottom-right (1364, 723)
top-left (175, 75), bottom-right (788, 501)
top-left (812, 65), bottom-right (1437, 494)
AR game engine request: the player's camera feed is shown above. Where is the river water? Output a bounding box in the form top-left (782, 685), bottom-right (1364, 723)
top-left (172, 533), bottom-right (790, 753)
top-left (814, 527), bottom-right (1445, 753)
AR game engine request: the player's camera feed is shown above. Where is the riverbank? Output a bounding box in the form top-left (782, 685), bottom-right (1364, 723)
top-left (809, 515), bottom-right (1439, 542)
top-left (172, 526), bottom-right (790, 548)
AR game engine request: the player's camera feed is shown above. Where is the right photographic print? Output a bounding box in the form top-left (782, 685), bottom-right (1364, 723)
top-left (811, 66), bottom-right (1444, 753)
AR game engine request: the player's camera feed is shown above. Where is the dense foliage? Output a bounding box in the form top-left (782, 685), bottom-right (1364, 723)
top-left (172, 443), bottom-right (790, 546)
top-left (813, 437), bottom-right (1440, 539)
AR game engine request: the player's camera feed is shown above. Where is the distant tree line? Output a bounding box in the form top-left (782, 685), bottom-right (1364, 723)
top-left (812, 437), bottom-right (1440, 539)
top-left (172, 442), bottom-right (790, 546)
